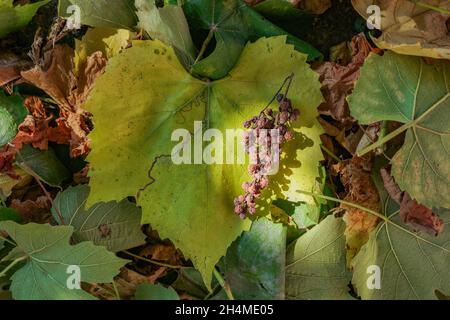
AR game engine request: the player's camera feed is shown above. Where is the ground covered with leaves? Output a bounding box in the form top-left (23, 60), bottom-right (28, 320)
top-left (0, 0), bottom-right (449, 300)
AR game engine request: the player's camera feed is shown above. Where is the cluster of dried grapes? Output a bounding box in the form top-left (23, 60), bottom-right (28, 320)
top-left (234, 94), bottom-right (300, 219)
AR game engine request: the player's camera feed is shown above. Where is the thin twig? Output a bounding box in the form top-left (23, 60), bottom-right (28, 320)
top-left (320, 144), bottom-right (340, 162)
top-left (261, 73), bottom-right (295, 114)
top-left (213, 268), bottom-right (234, 300)
top-left (0, 256), bottom-right (27, 278)
top-left (122, 250), bottom-right (186, 269)
top-left (112, 280), bottom-right (121, 300)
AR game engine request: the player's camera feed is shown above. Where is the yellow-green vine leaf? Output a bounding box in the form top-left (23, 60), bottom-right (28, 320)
top-left (348, 51), bottom-right (450, 209)
top-left (83, 36), bottom-right (323, 288)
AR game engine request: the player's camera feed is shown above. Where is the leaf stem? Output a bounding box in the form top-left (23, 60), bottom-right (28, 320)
top-left (213, 268), bottom-right (234, 300)
top-left (0, 235), bottom-right (16, 247)
top-left (320, 144), bottom-right (340, 162)
top-left (357, 122), bottom-right (411, 157)
top-left (297, 190), bottom-right (427, 239)
top-left (122, 250), bottom-right (185, 269)
top-left (191, 27), bottom-right (215, 70)
top-left (297, 190), bottom-right (389, 222)
top-left (0, 256), bottom-right (27, 278)
top-left (112, 280), bottom-right (121, 300)
top-left (414, 1), bottom-right (450, 14)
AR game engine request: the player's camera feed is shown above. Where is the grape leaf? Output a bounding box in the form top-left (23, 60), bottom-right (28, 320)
top-left (0, 221), bottom-right (128, 300)
top-left (177, 0), bottom-right (322, 79)
top-left (58, 0), bottom-right (137, 29)
top-left (52, 185), bottom-right (145, 252)
top-left (223, 218), bottom-right (286, 299)
top-left (351, 166), bottom-right (450, 300)
top-left (0, 91), bottom-right (27, 147)
top-left (134, 283), bottom-right (179, 300)
top-left (348, 51), bottom-right (450, 209)
top-left (16, 145), bottom-right (70, 187)
top-left (136, 0), bottom-right (196, 68)
top-left (352, 0), bottom-right (450, 60)
top-left (83, 36), bottom-right (323, 288)
top-left (0, 0), bottom-right (49, 38)
top-left (286, 215), bottom-right (354, 300)
top-left (182, 0), bottom-right (249, 79)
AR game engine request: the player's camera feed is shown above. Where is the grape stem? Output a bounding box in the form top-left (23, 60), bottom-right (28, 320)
top-left (261, 72), bottom-right (295, 114)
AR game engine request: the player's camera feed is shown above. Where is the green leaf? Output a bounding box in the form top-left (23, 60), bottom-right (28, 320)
top-left (0, 221), bottom-right (128, 300)
top-left (0, 108), bottom-right (15, 147)
top-left (286, 215), bottom-right (354, 300)
top-left (0, 208), bottom-right (21, 223)
top-left (348, 51), bottom-right (450, 209)
top-left (52, 185), bottom-right (145, 252)
top-left (223, 218), bottom-right (286, 299)
top-left (134, 283), bottom-right (179, 300)
top-left (58, 0), bottom-right (137, 29)
top-left (172, 267), bottom-right (212, 299)
top-left (351, 166), bottom-right (450, 300)
top-left (16, 145), bottom-right (70, 187)
top-left (253, 0), bottom-right (313, 20)
top-left (0, 0), bottom-right (49, 38)
top-left (136, 0), bottom-right (196, 68)
top-left (0, 91), bottom-right (27, 147)
top-left (84, 36), bottom-right (323, 288)
top-left (183, 0), bottom-right (248, 79)
top-left (239, 1), bottom-right (322, 61)
top-left (178, 0), bottom-right (321, 79)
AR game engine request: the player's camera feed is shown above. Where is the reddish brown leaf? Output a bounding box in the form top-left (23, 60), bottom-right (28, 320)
top-left (314, 34), bottom-right (380, 125)
top-left (333, 155), bottom-right (380, 266)
top-left (380, 167), bottom-right (444, 236)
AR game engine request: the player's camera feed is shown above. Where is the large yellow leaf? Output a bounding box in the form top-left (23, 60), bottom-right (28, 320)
top-left (83, 36), bottom-right (323, 287)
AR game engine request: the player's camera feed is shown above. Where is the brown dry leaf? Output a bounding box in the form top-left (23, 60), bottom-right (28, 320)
top-left (21, 44), bottom-right (107, 157)
top-left (314, 33), bottom-right (379, 125)
top-left (352, 0), bottom-right (450, 59)
top-left (380, 168), bottom-right (444, 236)
top-left (0, 52), bottom-right (31, 87)
top-left (333, 155), bottom-right (380, 267)
top-left (90, 267), bottom-right (168, 300)
top-left (12, 96), bottom-right (71, 151)
top-left (10, 195), bottom-right (51, 224)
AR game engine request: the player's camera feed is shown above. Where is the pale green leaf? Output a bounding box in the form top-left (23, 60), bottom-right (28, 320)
top-left (136, 0), bottom-right (196, 68)
top-left (0, 221), bottom-right (128, 300)
top-left (52, 185), bottom-right (145, 252)
top-left (224, 218), bottom-right (286, 299)
top-left (348, 51), bottom-right (450, 209)
top-left (134, 283), bottom-right (179, 300)
top-left (58, 0), bottom-right (137, 29)
top-left (286, 215), bottom-right (354, 300)
top-left (351, 167), bottom-right (450, 300)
